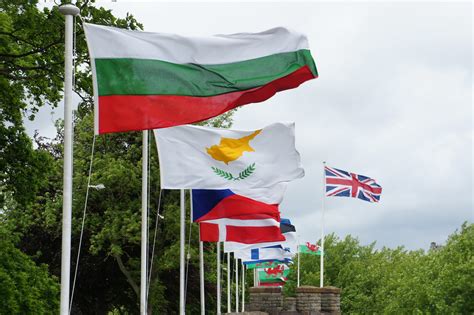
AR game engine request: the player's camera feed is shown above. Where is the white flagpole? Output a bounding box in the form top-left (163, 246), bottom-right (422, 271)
top-left (297, 239), bottom-right (300, 287)
top-left (253, 268), bottom-right (256, 287)
top-left (320, 161), bottom-right (326, 288)
top-left (235, 258), bottom-right (239, 312)
top-left (140, 131), bottom-right (149, 314)
top-left (199, 239), bottom-right (205, 314)
top-left (241, 261), bottom-right (245, 312)
top-left (194, 191), bottom-right (205, 315)
top-left (180, 189), bottom-right (186, 314)
top-left (58, 4), bottom-right (79, 315)
top-left (217, 242), bottom-right (221, 314)
top-left (227, 253), bottom-right (231, 312)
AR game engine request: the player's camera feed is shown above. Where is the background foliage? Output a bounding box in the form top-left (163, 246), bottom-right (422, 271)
top-left (284, 222), bottom-right (473, 314)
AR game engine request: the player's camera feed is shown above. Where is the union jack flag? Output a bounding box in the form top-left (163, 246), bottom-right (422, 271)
top-left (325, 166), bottom-right (382, 203)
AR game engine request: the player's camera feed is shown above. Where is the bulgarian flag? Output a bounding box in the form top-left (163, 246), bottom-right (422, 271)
top-left (298, 242), bottom-right (323, 256)
top-left (83, 23), bottom-right (318, 134)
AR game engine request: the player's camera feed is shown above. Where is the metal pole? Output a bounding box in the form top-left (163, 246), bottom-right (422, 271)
top-left (217, 242), bottom-right (221, 314)
top-left (253, 268), bottom-right (256, 287)
top-left (320, 161), bottom-right (326, 288)
top-left (180, 190), bottom-right (186, 314)
top-left (241, 261), bottom-right (245, 312)
top-left (192, 191), bottom-right (205, 314)
top-left (235, 258), bottom-right (239, 312)
top-left (59, 4), bottom-right (79, 315)
top-left (140, 131), bottom-right (149, 314)
top-left (227, 253), bottom-right (231, 312)
top-left (199, 240), bottom-right (205, 314)
top-left (297, 240), bottom-right (300, 287)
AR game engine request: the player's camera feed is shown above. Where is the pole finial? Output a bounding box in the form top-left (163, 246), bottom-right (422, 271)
top-left (58, 3), bottom-right (80, 16)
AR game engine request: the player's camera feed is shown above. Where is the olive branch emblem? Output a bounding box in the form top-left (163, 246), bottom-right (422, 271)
top-left (211, 163), bottom-right (256, 181)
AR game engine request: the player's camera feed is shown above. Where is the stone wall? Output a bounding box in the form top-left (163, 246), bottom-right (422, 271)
top-left (245, 286), bottom-right (341, 315)
top-left (247, 287), bottom-right (283, 315)
top-left (296, 286), bottom-right (321, 314)
top-left (319, 287), bottom-right (341, 314)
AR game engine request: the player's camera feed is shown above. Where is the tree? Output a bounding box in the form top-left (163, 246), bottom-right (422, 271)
top-left (284, 223), bottom-right (473, 314)
top-left (0, 220), bottom-right (59, 314)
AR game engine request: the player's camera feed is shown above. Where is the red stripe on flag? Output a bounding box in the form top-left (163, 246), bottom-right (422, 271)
top-left (196, 194), bottom-right (280, 222)
top-left (199, 222), bottom-right (219, 242)
top-left (98, 66), bottom-right (316, 134)
top-left (259, 282), bottom-right (285, 287)
top-left (226, 225), bottom-right (285, 244)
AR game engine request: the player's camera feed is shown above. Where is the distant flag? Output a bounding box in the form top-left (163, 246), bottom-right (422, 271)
top-left (259, 282), bottom-right (286, 287)
top-left (244, 259), bottom-right (292, 270)
top-left (84, 23), bottom-right (318, 134)
top-left (325, 166), bottom-right (382, 203)
top-left (154, 123), bottom-right (304, 190)
top-left (234, 245), bottom-right (292, 263)
top-left (298, 242), bottom-right (323, 256)
top-left (224, 218), bottom-right (297, 253)
top-left (259, 265), bottom-right (290, 283)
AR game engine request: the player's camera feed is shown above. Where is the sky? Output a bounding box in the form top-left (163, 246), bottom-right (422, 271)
top-left (28, 1), bottom-right (473, 250)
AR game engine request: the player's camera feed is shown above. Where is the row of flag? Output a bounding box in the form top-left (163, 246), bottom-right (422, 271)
top-left (83, 23), bottom-right (382, 289)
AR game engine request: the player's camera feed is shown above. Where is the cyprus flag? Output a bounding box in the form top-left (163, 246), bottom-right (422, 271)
top-left (153, 122), bottom-right (304, 189)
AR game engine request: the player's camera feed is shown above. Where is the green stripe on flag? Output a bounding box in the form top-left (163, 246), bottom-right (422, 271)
top-left (299, 245), bottom-right (323, 256)
top-left (95, 49), bottom-right (317, 97)
top-left (246, 261), bottom-right (283, 270)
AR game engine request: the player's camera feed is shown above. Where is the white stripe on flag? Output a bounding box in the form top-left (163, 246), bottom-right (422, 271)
top-left (202, 218), bottom-right (279, 227)
top-left (84, 23), bottom-right (309, 64)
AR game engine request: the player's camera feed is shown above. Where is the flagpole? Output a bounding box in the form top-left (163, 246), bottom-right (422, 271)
top-left (241, 261), bottom-right (245, 312)
top-left (253, 268), bottom-right (256, 287)
top-left (180, 189), bottom-right (186, 314)
top-left (217, 242), bottom-right (221, 314)
top-left (140, 131), bottom-right (149, 315)
top-left (227, 253), bottom-right (231, 312)
top-left (198, 239), bottom-right (205, 314)
top-left (320, 161), bottom-right (326, 288)
top-left (194, 192), bottom-right (205, 315)
top-left (235, 257), bottom-right (239, 312)
top-left (297, 238), bottom-right (300, 287)
top-left (58, 4), bottom-right (79, 315)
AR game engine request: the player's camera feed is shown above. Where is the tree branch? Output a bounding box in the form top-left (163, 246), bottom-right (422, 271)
top-left (0, 39), bottom-right (63, 59)
top-left (114, 254), bottom-right (139, 299)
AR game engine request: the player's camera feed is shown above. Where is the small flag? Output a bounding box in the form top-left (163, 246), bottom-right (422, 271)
top-left (259, 265), bottom-right (290, 282)
top-left (325, 166), bottom-right (382, 203)
top-left (259, 282), bottom-right (286, 287)
top-left (298, 242), bottom-right (323, 256)
top-left (234, 245), bottom-right (292, 263)
top-left (224, 218), bottom-right (297, 253)
top-left (84, 23), bottom-right (318, 134)
top-left (154, 123), bottom-right (304, 189)
top-left (245, 259), bottom-right (291, 270)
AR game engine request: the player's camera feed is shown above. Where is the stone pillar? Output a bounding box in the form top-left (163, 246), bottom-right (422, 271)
top-left (283, 297), bottom-right (296, 311)
top-left (247, 286), bottom-right (283, 315)
top-left (319, 287), bottom-right (341, 315)
top-left (296, 286), bottom-right (321, 314)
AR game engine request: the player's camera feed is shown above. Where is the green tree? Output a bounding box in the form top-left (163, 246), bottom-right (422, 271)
top-left (285, 223), bottom-right (473, 314)
top-left (0, 221), bottom-right (59, 314)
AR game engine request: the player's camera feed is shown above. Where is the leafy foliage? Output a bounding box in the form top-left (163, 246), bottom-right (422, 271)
top-left (285, 222), bottom-right (474, 314)
top-left (0, 223), bottom-right (59, 315)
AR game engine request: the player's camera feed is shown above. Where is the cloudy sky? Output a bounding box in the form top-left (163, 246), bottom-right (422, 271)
top-left (29, 1), bottom-right (472, 250)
